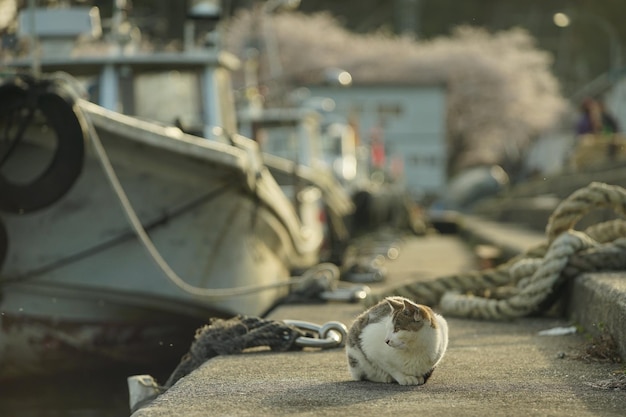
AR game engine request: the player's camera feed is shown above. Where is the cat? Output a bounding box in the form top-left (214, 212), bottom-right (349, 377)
top-left (346, 296), bottom-right (448, 385)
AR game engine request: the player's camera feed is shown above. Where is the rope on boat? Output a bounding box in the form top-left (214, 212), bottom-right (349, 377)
top-left (77, 100), bottom-right (340, 299)
top-left (367, 181), bottom-right (626, 320)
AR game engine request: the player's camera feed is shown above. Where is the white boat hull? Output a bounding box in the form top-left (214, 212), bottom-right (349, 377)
top-left (0, 83), bottom-right (322, 379)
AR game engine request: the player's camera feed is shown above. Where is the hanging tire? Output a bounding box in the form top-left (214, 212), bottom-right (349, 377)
top-left (0, 217), bottom-right (7, 270)
top-left (0, 78), bottom-right (86, 214)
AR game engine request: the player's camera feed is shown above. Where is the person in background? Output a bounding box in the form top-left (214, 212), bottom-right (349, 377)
top-left (575, 97), bottom-right (621, 160)
top-left (576, 97), bottom-right (620, 135)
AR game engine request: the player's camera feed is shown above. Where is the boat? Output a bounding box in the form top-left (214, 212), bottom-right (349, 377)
top-left (238, 106), bottom-right (356, 264)
top-left (0, 4), bottom-right (325, 379)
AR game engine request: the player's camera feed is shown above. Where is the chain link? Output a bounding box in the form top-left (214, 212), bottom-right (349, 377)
top-left (283, 320), bottom-right (348, 349)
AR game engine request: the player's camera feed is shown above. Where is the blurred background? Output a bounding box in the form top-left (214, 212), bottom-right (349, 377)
top-left (2, 0), bottom-right (618, 96)
top-left (2, 0), bottom-right (626, 189)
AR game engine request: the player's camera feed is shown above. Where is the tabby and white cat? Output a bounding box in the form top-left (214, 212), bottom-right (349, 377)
top-left (346, 296), bottom-right (448, 385)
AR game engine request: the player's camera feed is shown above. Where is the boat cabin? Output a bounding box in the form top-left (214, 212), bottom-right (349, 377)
top-left (9, 5), bottom-right (240, 141)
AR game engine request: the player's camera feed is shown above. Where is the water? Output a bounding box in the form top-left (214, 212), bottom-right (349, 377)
top-left (0, 364), bottom-right (173, 417)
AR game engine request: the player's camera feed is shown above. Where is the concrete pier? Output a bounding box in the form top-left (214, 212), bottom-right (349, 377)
top-left (132, 221), bottom-right (626, 417)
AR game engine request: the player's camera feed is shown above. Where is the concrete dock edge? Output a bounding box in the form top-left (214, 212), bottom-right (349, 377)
top-left (569, 273), bottom-right (626, 360)
top-left (129, 229), bottom-right (626, 417)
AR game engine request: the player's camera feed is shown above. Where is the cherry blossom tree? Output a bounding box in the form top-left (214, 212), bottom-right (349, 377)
top-left (225, 11), bottom-right (567, 175)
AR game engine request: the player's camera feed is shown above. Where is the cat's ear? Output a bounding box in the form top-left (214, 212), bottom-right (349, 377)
top-left (407, 302), bottom-right (426, 322)
top-left (400, 299), bottom-right (422, 321)
top-left (386, 297), bottom-right (404, 311)
top-left (402, 298), bottom-right (421, 312)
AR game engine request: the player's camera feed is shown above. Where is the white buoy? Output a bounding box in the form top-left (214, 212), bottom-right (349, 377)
top-left (127, 374), bottom-right (160, 412)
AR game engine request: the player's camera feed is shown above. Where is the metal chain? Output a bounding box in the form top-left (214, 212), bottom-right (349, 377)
top-left (283, 320), bottom-right (348, 348)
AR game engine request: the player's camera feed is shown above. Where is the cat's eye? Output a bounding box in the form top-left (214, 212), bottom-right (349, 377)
top-left (403, 309), bottom-right (410, 316)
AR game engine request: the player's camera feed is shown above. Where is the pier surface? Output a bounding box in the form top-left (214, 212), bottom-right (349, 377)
top-left (132, 219), bottom-right (626, 417)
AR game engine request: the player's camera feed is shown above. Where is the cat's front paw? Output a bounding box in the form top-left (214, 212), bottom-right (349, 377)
top-left (394, 374), bottom-right (425, 386)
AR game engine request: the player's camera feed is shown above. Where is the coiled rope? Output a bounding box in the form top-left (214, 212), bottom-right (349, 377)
top-left (367, 182), bottom-right (626, 319)
top-left (163, 316), bottom-right (308, 388)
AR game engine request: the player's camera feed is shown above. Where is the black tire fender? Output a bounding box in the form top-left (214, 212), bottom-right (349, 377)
top-left (0, 78), bottom-right (86, 214)
top-left (0, 216), bottom-right (7, 270)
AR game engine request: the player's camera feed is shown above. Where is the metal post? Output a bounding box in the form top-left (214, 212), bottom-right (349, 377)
top-left (27, 0), bottom-right (40, 76)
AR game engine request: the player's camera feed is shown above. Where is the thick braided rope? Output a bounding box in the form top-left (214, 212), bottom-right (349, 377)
top-left (546, 182), bottom-right (626, 241)
top-left (164, 316), bottom-right (306, 388)
top-left (366, 182), bottom-right (626, 319)
top-left (440, 230), bottom-right (596, 319)
top-left (364, 235), bottom-right (549, 308)
top-left (365, 257), bottom-right (522, 307)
